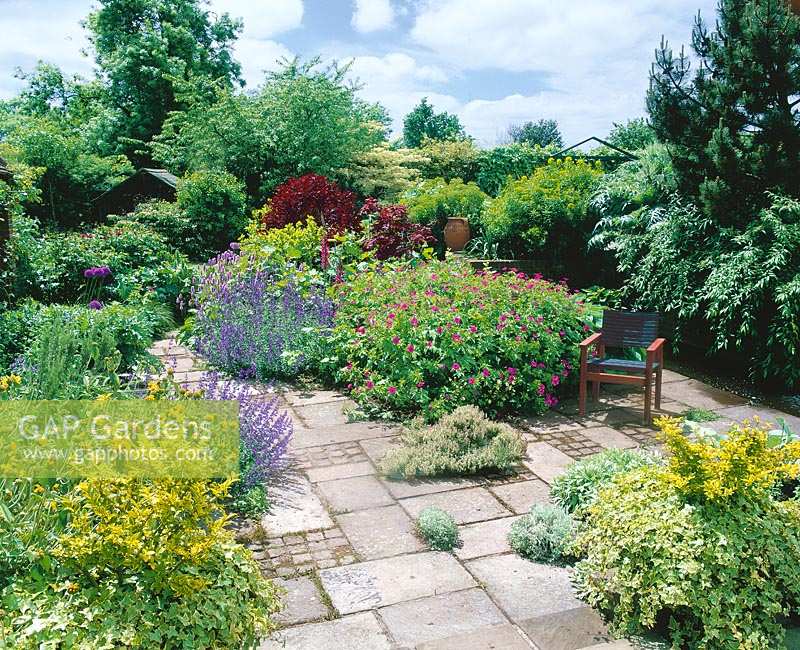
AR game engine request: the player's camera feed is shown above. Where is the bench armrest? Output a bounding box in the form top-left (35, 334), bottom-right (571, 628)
top-left (580, 332), bottom-right (602, 349)
top-left (647, 338), bottom-right (666, 354)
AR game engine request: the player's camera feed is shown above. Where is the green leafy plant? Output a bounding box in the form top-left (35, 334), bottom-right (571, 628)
top-left (573, 418), bottom-right (800, 648)
top-left (508, 504), bottom-right (575, 564)
top-left (681, 407), bottom-right (719, 423)
top-left (416, 507), bottom-right (460, 551)
top-left (550, 448), bottom-right (662, 515)
top-left (474, 143), bottom-right (552, 196)
top-left (481, 157), bottom-right (604, 261)
top-left (380, 406), bottom-right (525, 478)
top-left (324, 259), bottom-right (590, 420)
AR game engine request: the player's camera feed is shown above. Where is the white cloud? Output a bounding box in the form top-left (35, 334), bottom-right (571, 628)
top-left (407, 0), bottom-right (717, 145)
top-left (351, 0), bottom-right (395, 33)
top-left (233, 39), bottom-right (294, 88)
top-left (211, 0), bottom-right (303, 39)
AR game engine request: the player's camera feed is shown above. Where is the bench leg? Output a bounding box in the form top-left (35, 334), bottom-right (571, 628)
top-left (592, 380), bottom-right (600, 402)
top-left (655, 368), bottom-right (662, 410)
top-left (644, 374), bottom-right (652, 424)
top-left (579, 374), bottom-right (587, 417)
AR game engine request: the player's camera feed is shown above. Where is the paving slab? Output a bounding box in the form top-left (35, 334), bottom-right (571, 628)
top-left (260, 612), bottom-right (392, 650)
top-left (584, 408), bottom-right (648, 427)
top-left (466, 555), bottom-right (583, 623)
top-left (260, 477), bottom-right (334, 536)
top-left (661, 379), bottom-right (747, 410)
top-left (359, 436), bottom-right (401, 465)
top-left (400, 487), bottom-right (510, 525)
top-left (581, 426), bottom-right (638, 450)
top-left (381, 475), bottom-right (482, 499)
top-left (454, 515), bottom-right (524, 560)
top-left (291, 422), bottom-right (399, 449)
top-left (523, 442), bottom-right (574, 484)
top-left (284, 389), bottom-right (349, 407)
top-left (378, 588), bottom-right (507, 647)
top-left (318, 551), bottom-right (476, 614)
top-left (305, 460), bottom-right (376, 483)
top-left (522, 412), bottom-right (585, 434)
top-left (336, 505), bottom-right (424, 560)
top-left (293, 400), bottom-right (355, 428)
top-left (519, 606), bottom-right (612, 650)
top-left (714, 405), bottom-right (800, 431)
top-left (318, 475), bottom-right (394, 513)
top-left (489, 480), bottom-right (551, 514)
top-left (416, 623), bottom-right (533, 649)
top-left (577, 643), bottom-right (637, 650)
top-left (273, 576), bottom-right (329, 626)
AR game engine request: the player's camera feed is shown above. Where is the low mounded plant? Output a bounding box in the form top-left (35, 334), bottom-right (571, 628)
top-left (324, 258), bottom-right (590, 421)
top-left (550, 448), bottom-right (662, 515)
top-left (508, 504), bottom-right (575, 564)
top-left (380, 405), bottom-right (525, 478)
top-left (416, 507), bottom-right (460, 551)
top-left (573, 417), bottom-right (800, 649)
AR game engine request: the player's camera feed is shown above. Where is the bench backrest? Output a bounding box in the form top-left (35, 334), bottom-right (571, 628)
top-left (601, 310), bottom-right (659, 348)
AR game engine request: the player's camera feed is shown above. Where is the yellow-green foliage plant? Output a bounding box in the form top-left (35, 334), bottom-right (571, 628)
top-left (1, 479), bottom-right (281, 648)
top-left (573, 417), bottom-right (800, 650)
top-left (240, 215), bottom-right (325, 269)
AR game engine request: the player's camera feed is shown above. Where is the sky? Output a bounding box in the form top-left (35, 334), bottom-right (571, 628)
top-left (0, 0), bottom-right (718, 146)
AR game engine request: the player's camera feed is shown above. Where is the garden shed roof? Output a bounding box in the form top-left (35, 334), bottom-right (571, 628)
top-left (92, 168), bottom-right (179, 219)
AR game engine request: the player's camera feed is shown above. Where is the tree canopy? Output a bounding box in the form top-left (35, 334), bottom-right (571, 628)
top-left (647, 0), bottom-right (800, 226)
top-left (507, 119), bottom-right (563, 149)
top-left (402, 98), bottom-right (466, 148)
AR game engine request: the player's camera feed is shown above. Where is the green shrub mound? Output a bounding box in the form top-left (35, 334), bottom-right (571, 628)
top-left (508, 504), bottom-right (575, 564)
top-left (550, 448), bottom-right (663, 515)
top-left (416, 507), bottom-right (460, 551)
top-left (380, 406), bottom-right (525, 479)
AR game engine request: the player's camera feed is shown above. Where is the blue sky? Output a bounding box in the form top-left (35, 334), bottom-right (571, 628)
top-left (1, 0), bottom-right (717, 146)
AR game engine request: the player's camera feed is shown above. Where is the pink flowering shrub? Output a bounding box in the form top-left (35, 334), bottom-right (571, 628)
top-left (322, 259), bottom-right (591, 420)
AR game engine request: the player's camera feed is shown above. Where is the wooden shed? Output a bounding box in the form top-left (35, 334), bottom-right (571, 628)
top-left (92, 168), bottom-right (178, 219)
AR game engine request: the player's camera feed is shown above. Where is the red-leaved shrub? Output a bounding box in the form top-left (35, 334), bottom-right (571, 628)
top-left (360, 198), bottom-right (435, 260)
top-left (261, 174), bottom-right (358, 233)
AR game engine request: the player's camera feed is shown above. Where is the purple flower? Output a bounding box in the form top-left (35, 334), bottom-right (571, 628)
top-left (229, 242), bottom-right (241, 250)
top-left (88, 300), bottom-right (104, 310)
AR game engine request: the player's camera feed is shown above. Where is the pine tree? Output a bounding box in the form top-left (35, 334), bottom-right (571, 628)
top-left (647, 0), bottom-right (800, 226)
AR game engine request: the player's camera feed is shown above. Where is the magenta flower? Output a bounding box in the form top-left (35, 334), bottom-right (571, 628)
top-left (88, 300), bottom-right (104, 310)
top-left (454, 316), bottom-right (462, 324)
top-left (551, 374), bottom-right (560, 386)
top-left (391, 335), bottom-right (401, 345)
top-left (468, 377), bottom-right (476, 385)
top-left (366, 380), bottom-right (375, 389)
top-left (482, 368), bottom-right (491, 377)
top-left (416, 381), bottom-right (426, 388)
top-left (452, 333), bottom-right (462, 343)
top-left (538, 383), bottom-right (546, 396)
top-left (356, 326), bottom-right (366, 335)
top-left (410, 316), bottom-right (419, 327)
top-left (406, 344), bottom-right (415, 353)
top-left (426, 340), bottom-right (433, 348)
top-left (388, 386), bottom-right (397, 395)
top-left (451, 363), bottom-right (461, 371)
top-left (469, 325), bottom-right (478, 333)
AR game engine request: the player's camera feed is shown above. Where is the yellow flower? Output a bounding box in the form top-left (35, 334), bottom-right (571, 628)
top-left (95, 393), bottom-right (112, 403)
top-left (33, 484), bottom-right (45, 495)
top-left (144, 394), bottom-right (156, 401)
top-left (0, 377), bottom-right (9, 391)
top-left (9, 374), bottom-right (21, 385)
top-left (147, 380), bottom-right (161, 394)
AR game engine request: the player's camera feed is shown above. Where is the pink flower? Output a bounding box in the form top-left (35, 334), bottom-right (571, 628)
top-left (537, 383), bottom-right (546, 396)
top-left (482, 368), bottom-right (491, 378)
top-left (468, 377), bottom-right (476, 385)
top-left (436, 326), bottom-right (444, 335)
top-left (388, 386), bottom-right (397, 395)
top-left (507, 367), bottom-right (517, 376)
top-left (545, 394), bottom-right (559, 407)
top-left (469, 325), bottom-right (478, 333)
top-left (425, 289), bottom-right (434, 297)
top-left (452, 363), bottom-right (461, 371)
top-left (399, 303), bottom-right (409, 310)
top-left (454, 316), bottom-right (462, 324)
top-left (391, 336), bottom-right (401, 345)
top-left (431, 305), bottom-right (440, 312)
top-left (346, 362), bottom-right (353, 370)
top-left (416, 381), bottom-right (426, 388)
top-left (551, 374), bottom-right (560, 386)
top-left (426, 340), bottom-right (434, 348)
top-left (388, 312), bottom-right (396, 319)
top-left (410, 316), bottom-right (419, 327)
top-left (452, 333), bottom-right (462, 343)
top-left (356, 326), bottom-right (366, 335)
top-left (406, 344), bottom-right (415, 353)
top-left (366, 380), bottom-right (375, 389)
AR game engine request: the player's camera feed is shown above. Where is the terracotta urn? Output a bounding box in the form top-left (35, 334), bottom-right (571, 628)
top-left (443, 217), bottom-right (470, 252)
top-left (792, 0), bottom-right (800, 13)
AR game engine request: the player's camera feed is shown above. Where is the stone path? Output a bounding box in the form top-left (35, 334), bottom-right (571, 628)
top-left (147, 337), bottom-right (800, 650)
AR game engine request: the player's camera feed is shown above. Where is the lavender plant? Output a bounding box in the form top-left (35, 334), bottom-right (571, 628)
top-left (191, 250), bottom-right (335, 379)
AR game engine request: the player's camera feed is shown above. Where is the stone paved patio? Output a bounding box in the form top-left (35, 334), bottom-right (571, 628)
top-left (149, 338), bottom-right (800, 649)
